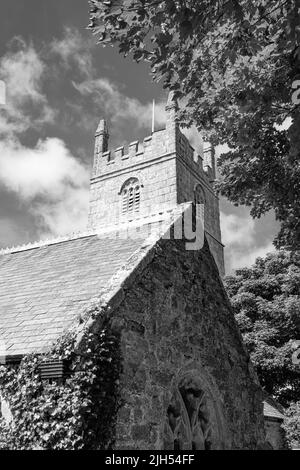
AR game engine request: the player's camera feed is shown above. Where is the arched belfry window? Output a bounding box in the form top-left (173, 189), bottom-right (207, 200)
top-left (194, 184), bottom-right (205, 222)
top-left (120, 178), bottom-right (141, 215)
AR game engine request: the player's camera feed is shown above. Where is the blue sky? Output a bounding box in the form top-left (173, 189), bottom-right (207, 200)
top-left (0, 0), bottom-right (279, 273)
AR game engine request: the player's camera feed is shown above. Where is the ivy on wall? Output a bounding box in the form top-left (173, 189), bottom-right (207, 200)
top-left (0, 326), bottom-right (122, 450)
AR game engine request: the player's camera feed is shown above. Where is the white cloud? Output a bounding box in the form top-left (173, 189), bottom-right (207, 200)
top-left (0, 79), bottom-right (5, 105)
top-left (73, 78), bottom-right (166, 130)
top-left (0, 37), bottom-right (55, 135)
top-left (0, 138), bottom-right (89, 237)
top-left (228, 243), bottom-right (275, 271)
top-left (48, 27), bottom-right (169, 135)
top-left (32, 187), bottom-right (89, 238)
top-left (221, 212), bottom-right (275, 272)
top-left (1, 38), bottom-right (45, 103)
top-left (50, 28), bottom-right (168, 134)
top-left (0, 137), bottom-right (88, 200)
top-left (181, 126), bottom-right (203, 155)
top-left (0, 36), bottom-right (89, 241)
top-left (0, 218), bottom-right (22, 248)
top-left (221, 212), bottom-right (256, 247)
top-left (49, 27), bottom-right (94, 78)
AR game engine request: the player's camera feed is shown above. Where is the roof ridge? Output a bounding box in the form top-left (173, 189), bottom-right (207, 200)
top-left (0, 203), bottom-right (191, 256)
top-left (0, 229), bottom-right (98, 256)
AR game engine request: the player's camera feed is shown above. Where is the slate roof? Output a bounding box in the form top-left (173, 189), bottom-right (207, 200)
top-left (0, 231), bottom-right (146, 359)
top-left (0, 207), bottom-right (188, 361)
top-left (263, 396), bottom-right (285, 421)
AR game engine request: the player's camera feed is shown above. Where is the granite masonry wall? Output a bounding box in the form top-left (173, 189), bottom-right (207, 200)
top-left (108, 237), bottom-right (265, 450)
top-left (175, 132), bottom-right (224, 275)
top-left (88, 130), bottom-right (178, 230)
top-left (265, 418), bottom-right (286, 450)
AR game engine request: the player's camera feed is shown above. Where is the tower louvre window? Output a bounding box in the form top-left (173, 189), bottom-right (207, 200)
top-left (121, 178), bottom-right (141, 215)
top-left (194, 184), bottom-right (205, 222)
top-left (134, 186), bottom-right (140, 211)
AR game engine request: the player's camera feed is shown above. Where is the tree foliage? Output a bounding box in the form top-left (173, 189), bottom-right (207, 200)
top-left (224, 250), bottom-right (300, 407)
top-left (282, 401), bottom-right (300, 448)
top-left (89, 0), bottom-right (300, 249)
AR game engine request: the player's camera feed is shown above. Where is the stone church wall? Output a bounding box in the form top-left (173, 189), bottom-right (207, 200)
top-left (265, 418), bottom-right (286, 450)
top-left (108, 237), bottom-right (265, 449)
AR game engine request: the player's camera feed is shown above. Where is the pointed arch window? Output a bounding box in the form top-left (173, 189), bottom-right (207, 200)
top-left (163, 376), bottom-right (214, 450)
top-left (120, 178), bottom-right (141, 215)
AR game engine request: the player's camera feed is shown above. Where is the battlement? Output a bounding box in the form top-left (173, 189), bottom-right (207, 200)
top-left (93, 129), bottom-right (164, 178)
top-left (92, 125), bottom-right (213, 182)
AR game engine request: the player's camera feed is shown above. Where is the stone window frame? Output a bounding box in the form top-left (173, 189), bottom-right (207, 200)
top-left (119, 177), bottom-right (142, 216)
top-left (162, 370), bottom-right (227, 451)
top-left (194, 184), bottom-right (206, 223)
top-left (163, 383), bottom-right (212, 450)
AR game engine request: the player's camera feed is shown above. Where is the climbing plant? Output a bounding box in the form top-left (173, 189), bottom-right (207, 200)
top-left (0, 325), bottom-right (122, 450)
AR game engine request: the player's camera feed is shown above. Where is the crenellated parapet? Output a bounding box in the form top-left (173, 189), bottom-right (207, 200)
top-left (175, 130), bottom-right (218, 185)
top-left (92, 129), bottom-right (170, 178)
top-left (92, 125), bottom-right (213, 183)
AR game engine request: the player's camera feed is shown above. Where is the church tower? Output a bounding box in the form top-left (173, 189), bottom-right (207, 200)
top-left (88, 93), bottom-right (225, 276)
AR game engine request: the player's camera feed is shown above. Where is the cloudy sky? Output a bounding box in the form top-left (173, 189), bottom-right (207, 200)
top-left (0, 0), bottom-right (278, 273)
